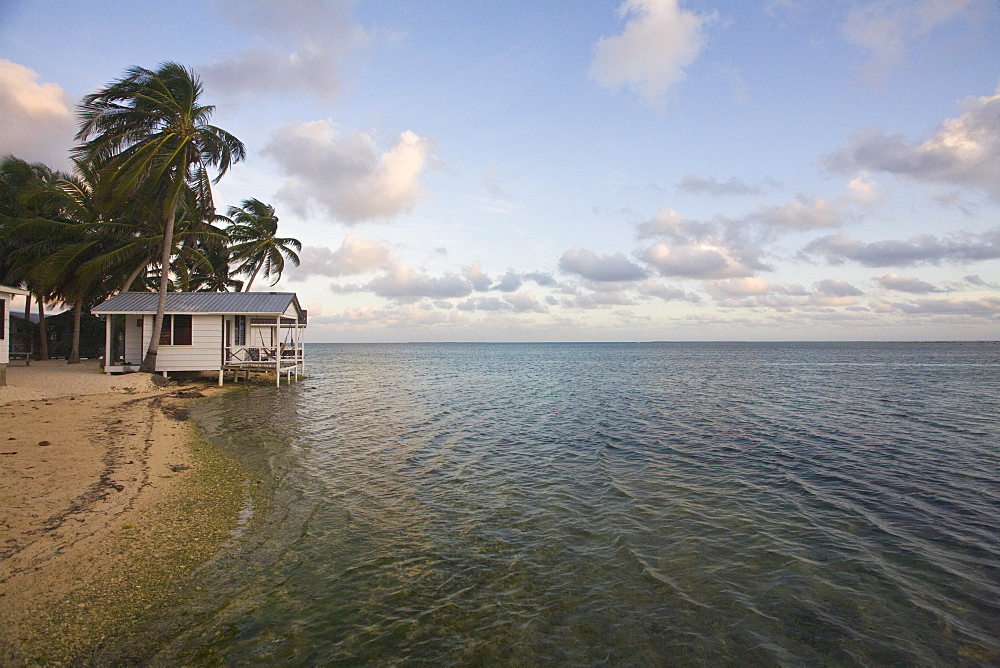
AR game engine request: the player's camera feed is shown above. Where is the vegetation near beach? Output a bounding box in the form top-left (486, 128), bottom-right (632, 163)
top-left (10, 408), bottom-right (259, 664)
top-left (0, 62), bottom-right (301, 367)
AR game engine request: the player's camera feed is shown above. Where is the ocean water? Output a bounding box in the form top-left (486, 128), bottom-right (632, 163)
top-left (156, 342), bottom-right (998, 665)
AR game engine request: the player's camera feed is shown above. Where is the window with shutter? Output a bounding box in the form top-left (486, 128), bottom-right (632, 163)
top-left (173, 314), bottom-right (192, 345)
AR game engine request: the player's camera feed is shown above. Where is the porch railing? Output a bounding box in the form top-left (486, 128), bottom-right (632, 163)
top-left (225, 344), bottom-right (304, 365)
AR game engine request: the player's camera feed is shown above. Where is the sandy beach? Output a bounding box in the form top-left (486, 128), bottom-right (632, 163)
top-left (0, 360), bottom-right (250, 663)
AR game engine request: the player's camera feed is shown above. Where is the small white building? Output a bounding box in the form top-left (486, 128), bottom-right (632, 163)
top-left (1, 284), bottom-right (30, 386)
top-left (92, 292), bottom-right (307, 386)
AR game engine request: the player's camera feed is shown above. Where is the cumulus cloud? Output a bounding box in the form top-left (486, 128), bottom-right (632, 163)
top-left (0, 60), bottom-right (75, 168)
top-left (462, 261), bottom-right (493, 292)
top-left (636, 207), bottom-right (771, 279)
top-left (464, 265), bottom-right (556, 292)
top-left (822, 90), bottom-right (1000, 198)
top-left (641, 243), bottom-right (746, 279)
top-left (705, 277), bottom-right (777, 298)
top-left (814, 278), bottom-right (864, 297)
top-left (636, 280), bottom-right (701, 303)
top-left (321, 303), bottom-right (467, 329)
top-left (873, 273), bottom-right (942, 293)
top-left (204, 0), bottom-right (366, 100)
top-left (459, 293), bottom-right (549, 314)
top-left (747, 176), bottom-right (879, 230)
top-left (366, 265), bottom-right (472, 302)
top-left (803, 227), bottom-right (1000, 267)
top-left (677, 174), bottom-right (771, 196)
top-left (559, 245), bottom-right (649, 282)
top-left (264, 120), bottom-right (430, 223)
top-left (964, 274), bottom-right (999, 289)
top-left (747, 196), bottom-right (847, 230)
top-left (492, 270), bottom-right (523, 293)
top-left (456, 296), bottom-right (505, 312)
top-left (523, 271), bottom-right (558, 287)
top-left (892, 295), bottom-right (1000, 317)
top-left (636, 207), bottom-right (714, 240)
top-left (707, 278), bottom-right (865, 310)
top-left (843, 0), bottom-right (983, 85)
top-left (291, 235), bottom-right (396, 279)
top-left (567, 290), bottom-right (636, 309)
top-left (590, 0), bottom-right (715, 108)
top-left (504, 292), bottom-right (549, 313)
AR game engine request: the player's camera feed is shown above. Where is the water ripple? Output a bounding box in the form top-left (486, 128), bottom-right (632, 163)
top-left (164, 342), bottom-right (1000, 666)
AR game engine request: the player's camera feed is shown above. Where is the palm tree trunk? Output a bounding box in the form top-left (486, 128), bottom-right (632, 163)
top-left (22, 292), bottom-right (32, 359)
top-left (68, 299), bottom-right (82, 364)
top-left (123, 258), bottom-right (151, 292)
top-left (243, 258), bottom-right (264, 292)
top-left (139, 194), bottom-right (180, 373)
top-left (37, 296), bottom-right (48, 361)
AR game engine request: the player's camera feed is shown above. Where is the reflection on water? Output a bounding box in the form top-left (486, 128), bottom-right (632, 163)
top-left (160, 342), bottom-right (999, 665)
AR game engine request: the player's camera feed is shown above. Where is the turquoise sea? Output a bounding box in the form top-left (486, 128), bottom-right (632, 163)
top-left (144, 342), bottom-right (998, 665)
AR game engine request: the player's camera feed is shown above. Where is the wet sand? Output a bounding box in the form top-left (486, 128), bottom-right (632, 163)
top-left (0, 360), bottom-right (251, 663)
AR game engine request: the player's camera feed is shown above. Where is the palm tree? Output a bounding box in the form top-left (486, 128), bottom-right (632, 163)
top-left (225, 198), bottom-right (301, 291)
top-left (0, 155), bottom-right (62, 360)
top-left (169, 187), bottom-right (234, 292)
top-left (6, 167), bottom-right (120, 363)
top-left (74, 62), bottom-right (245, 373)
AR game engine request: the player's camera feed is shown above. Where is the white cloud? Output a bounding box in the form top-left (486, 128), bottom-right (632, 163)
top-left (803, 227), bottom-right (1000, 267)
top-left (641, 242), bottom-right (757, 279)
top-left (462, 261), bottom-right (492, 291)
top-left (205, 0), bottom-right (367, 100)
top-left (706, 278), bottom-right (865, 310)
top-left (321, 303), bottom-right (468, 329)
top-left (892, 295), bottom-right (1000, 316)
top-left (636, 207), bottom-right (713, 240)
top-left (705, 277), bottom-right (776, 298)
top-left (264, 120), bottom-right (430, 223)
top-left (814, 278), bottom-right (864, 297)
top-left (0, 60), bottom-right (75, 168)
top-left (843, 0), bottom-right (982, 85)
top-left (292, 235), bottom-right (396, 278)
top-left (873, 273), bottom-right (942, 294)
top-left (747, 175), bottom-right (879, 230)
top-left (677, 174), bottom-right (769, 196)
top-left (366, 264), bottom-right (472, 302)
top-left (635, 207), bottom-right (772, 279)
top-left (636, 280), bottom-right (701, 303)
top-left (504, 292), bottom-right (549, 314)
top-left (822, 90), bottom-right (1000, 198)
top-left (748, 196), bottom-right (846, 230)
top-left (559, 245), bottom-right (649, 282)
top-left (458, 292), bottom-right (549, 314)
top-left (590, 0), bottom-right (715, 108)
top-left (492, 270), bottom-right (523, 293)
top-left (846, 172), bottom-right (881, 203)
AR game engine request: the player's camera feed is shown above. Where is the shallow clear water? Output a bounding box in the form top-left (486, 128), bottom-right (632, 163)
top-left (163, 342), bottom-right (998, 665)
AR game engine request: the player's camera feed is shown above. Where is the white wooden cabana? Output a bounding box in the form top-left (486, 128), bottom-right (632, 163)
top-left (92, 292), bottom-right (307, 387)
top-left (1, 284), bottom-right (30, 386)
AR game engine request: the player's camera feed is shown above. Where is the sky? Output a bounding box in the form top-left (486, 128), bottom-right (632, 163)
top-left (1, 0), bottom-right (998, 342)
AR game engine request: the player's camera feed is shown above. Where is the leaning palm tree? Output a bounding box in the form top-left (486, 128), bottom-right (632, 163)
top-left (74, 62), bottom-right (245, 373)
top-left (225, 198), bottom-right (301, 291)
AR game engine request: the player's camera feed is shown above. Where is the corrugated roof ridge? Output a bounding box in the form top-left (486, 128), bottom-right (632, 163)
top-left (93, 291), bottom-right (297, 314)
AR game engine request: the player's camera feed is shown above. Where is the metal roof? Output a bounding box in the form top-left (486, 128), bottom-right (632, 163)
top-left (1, 284), bottom-right (30, 296)
top-left (93, 291), bottom-right (302, 317)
